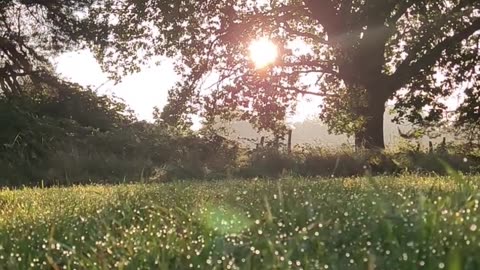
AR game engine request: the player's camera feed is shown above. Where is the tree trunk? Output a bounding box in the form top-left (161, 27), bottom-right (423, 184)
top-left (355, 92), bottom-right (387, 150)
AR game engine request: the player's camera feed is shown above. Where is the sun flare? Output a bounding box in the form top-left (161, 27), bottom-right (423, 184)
top-left (249, 37), bottom-right (278, 69)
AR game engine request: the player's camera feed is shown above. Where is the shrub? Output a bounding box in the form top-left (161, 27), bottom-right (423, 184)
top-left (234, 144), bottom-right (480, 179)
top-left (0, 90), bottom-right (240, 187)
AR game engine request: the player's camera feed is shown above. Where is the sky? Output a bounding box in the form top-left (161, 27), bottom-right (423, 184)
top-left (54, 50), bottom-right (179, 122)
top-left (54, 49), bottom-right (322, 124)
top-left (54, 48), bottom-right (463, 126)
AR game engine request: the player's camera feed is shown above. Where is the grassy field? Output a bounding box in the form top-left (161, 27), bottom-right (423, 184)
top-left (0, 175), bottom-right (479, 269)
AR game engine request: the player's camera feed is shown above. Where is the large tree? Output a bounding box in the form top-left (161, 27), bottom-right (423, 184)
top-left (91, 0), bottom-right (479, 149)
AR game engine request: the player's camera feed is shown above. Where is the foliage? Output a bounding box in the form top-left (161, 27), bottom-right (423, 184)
top-left (0, 0), bottom-right (103, 96)
top-left (149, 128), bottom-right (241, 181)
top-left (456, 123), bottom-right (480, 149)
top-left (0, 83), bottom-right (241, 187)
top-left (0, 84), bottom-right (137, 185)
top-left (236, 143), bottom-right (480, 179)
top-left (2, 84), bottom-right (479, 186)
top-left (239, 147), bottom-right (294, 178)
top-left (1, 78), bottom-right (479, 186)
top-left (456, 83), bottom-right (480, 148)
top-left (90, 0), bottom-right (480, 148)
top-left (1, 176), bottom-right (480, 269)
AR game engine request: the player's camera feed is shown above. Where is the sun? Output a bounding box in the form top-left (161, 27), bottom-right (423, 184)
top-left (249, 37), bottom-right (278, 69)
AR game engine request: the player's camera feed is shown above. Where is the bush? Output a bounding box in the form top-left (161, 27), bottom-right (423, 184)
top-left (234, 143), bottom-right (480, 179)
top-left (2, 84), bottom-right (479, 186)
top-left (237, 147), bottom-right (293, 178)
top-left (0, 89), bottom-right (240, 187)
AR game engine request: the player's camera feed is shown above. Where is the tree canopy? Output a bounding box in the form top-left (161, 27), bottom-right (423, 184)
top-left (0, 0), bottom-right (105, 97)
top-left (1, 0), bottom-right (479, 149)
top-left (90, 0), bottom-right (480, 149)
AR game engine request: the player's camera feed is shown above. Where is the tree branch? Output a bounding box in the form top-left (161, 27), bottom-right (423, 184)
top-left (391, 18), bottom-right (480, 90)
top-left (303, 0), bottom-right (344, 37)
top-left (281, 21), bottom-right (329, 44)
top-left (387, 0), bottom-right (417, 25)
top-left (280, 60), bottom-right (339, 75)
top-left (394, 0), bottom-right (471, 69)
top-left (272, 84), bottom-right (323, 97)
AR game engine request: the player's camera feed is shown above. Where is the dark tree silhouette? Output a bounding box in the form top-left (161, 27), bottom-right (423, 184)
top-left (0, 0), bottom-right (107, 96)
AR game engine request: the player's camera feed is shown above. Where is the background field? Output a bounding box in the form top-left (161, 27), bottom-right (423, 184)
top-left (1, 175), bottom-right (479, 269)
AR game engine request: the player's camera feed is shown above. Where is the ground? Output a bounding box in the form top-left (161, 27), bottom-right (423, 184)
top-left (0, 175), bottom-right (479, 269)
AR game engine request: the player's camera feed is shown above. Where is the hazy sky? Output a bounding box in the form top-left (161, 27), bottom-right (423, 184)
top-left (55, 50), bottom-right (178, 121)
top-left (54, 48), bottom-right (463, 125)
top-left (54, 49), bottom-right (322, 123)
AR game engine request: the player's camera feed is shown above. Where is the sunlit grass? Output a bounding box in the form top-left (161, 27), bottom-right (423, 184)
top-left (0, 175), bottom-right (479, 269)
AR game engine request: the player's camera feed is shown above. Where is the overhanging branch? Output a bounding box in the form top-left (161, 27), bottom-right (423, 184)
top-left (303, 0), bottom-right (344, 37)
top-left (390, 18), bottom-right (480, 90)
top-left (280, 60), bottom-right (339, 76)
top-left (281, 22), bottom-right (329, 45)
top-left (387, 0), bottom-right (417, 25)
